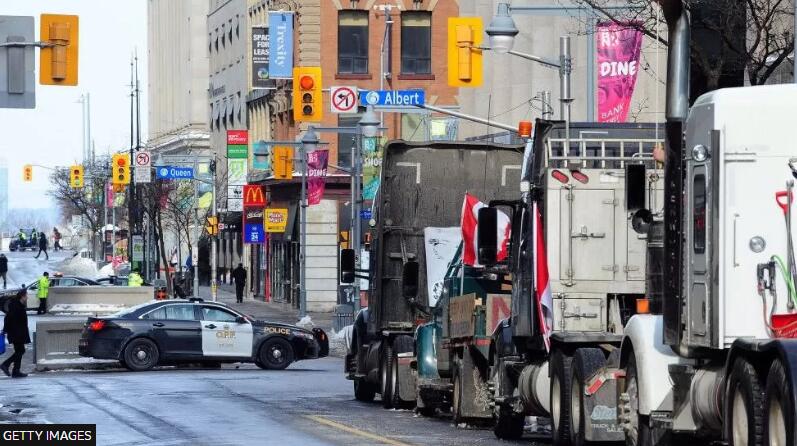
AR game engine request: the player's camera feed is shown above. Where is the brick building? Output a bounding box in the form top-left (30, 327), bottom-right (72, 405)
top-left (245, 0), bottom-right (459, 311)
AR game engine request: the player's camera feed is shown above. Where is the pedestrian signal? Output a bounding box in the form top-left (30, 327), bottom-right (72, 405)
top-left (112, 153), bottom-right (130, 185)
top-left (206, 216), bottom-right (218, 236)
top-left (70, 165), bottom-right (84, 188)
top-left (293, 67), bottom-right (323, 122)
top-left (447, 17), bottom-right (484, 87)
top-left (272, 146), bottom-right (293, 180)
top-left (40, 14), bottom-right (79, 86)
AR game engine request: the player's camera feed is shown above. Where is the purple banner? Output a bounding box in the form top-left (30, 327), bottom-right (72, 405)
top-left (307, 150), bottom-right (328, 206)
top-left (597, 22), bottom-right (643, 123)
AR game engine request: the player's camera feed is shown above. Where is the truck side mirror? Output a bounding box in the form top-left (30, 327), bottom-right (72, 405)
top-left (402, 261), bottom-right (419, 299)
top-left (625, 164), bottom-right (646, 211)
top-left (340, 249), bottom-right (355, 284)
top-left (631, 208), bottom-right (653, 235)
top-left (478, 207), bottom-right (498, 266)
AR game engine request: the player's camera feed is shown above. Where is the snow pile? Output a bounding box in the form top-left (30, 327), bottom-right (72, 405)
top-left (296, 315), bottom-right (315, 330)
top-left (57, 255), bottom-right (98, 278)
top-left (37, 357), bottom-right (117, 365)
top-left (49, 303), bottom-right (126, 315)
top-left (329, 324), bottom-right (352, 357)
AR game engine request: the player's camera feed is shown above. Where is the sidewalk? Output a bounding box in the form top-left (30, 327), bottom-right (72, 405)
top-left (196, 285), bottom-right (335, 333)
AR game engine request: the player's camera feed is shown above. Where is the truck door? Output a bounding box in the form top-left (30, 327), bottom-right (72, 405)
top-left (561, 188), bottom-right (616, 282)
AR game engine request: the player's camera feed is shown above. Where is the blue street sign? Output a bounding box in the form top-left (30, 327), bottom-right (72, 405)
top-left (156, 166), bottom-right (194, 180)
top-left (360, 90), bottom-right (425, 107)
top-left (360, 209), bottom-right (373, 220)
top-left (244, 223), bottom-right (265, 244)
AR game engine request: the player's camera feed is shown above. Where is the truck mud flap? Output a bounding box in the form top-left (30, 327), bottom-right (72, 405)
top-left (458, 346), bottom-right (492, 420)
top-left (397, 352), bottom-right (417, 402)
top-left (583, 368), bottom-right (625, 442)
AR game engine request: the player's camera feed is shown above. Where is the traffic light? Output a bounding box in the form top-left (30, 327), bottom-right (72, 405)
top-left (23, 164), bottom-right (32, 182)
top-left (40, 14), bottom-right (79, 86)
top-left (447, 17), bottom-right (483, 87)
top-left (272, 146), bottom-right (293, 180)
top-left (293, 67), bottom-right (322, 122)
top-left (206, 216), bottom-right (218, 236)
top-left (112, 153), bottom-right (130, 185)
top-left (69, 165), bottom-right (84, 188)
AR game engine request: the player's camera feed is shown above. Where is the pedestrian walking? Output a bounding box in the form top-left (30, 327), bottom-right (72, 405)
top-left (232, 263), bottom-right (246, 303)
top-left (0, 254), bottom-right (8, 289)
top-left (36, 272), bottom-right (49, 315)
top-left (34, 232), bottom-right (48, 260)
top-left (52, 227), bottom-right (62, 252)
top-left (1, 288), bottom-right (30, 378)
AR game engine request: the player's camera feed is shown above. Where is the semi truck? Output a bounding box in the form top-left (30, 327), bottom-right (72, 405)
top-left (410, 122), bottom-right (665, 432)
top-left (342, 140), bottom-right (524, 408)
top-left (478, 2), bottom-right (797, 445)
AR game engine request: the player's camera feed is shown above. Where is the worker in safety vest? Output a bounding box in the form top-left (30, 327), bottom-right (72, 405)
top-left (128, 270), bottom-right (143, 287)
top-left (36, 271), bottom-right (49, 315)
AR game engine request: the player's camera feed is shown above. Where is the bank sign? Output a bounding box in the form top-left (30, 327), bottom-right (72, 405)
top-left (360, 90), bottom-right (425, 107)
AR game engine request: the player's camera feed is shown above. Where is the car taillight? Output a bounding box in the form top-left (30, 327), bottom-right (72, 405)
top-left (89, 320), bottom-right (106, 332)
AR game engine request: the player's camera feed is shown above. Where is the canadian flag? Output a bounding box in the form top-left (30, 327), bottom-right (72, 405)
top-left (461, 193), bottom-right (511, 266)
top-left (534, 203), bottom-right (554, 352)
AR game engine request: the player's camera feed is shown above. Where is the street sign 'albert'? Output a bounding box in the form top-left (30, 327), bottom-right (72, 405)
top-left (360, 90), bottom-right (425, 107)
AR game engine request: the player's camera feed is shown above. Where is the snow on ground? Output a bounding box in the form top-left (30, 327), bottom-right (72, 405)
top-left (57, 255), bottom-right (98, 278)
top-left (49, 303), bottom-right (126, 315)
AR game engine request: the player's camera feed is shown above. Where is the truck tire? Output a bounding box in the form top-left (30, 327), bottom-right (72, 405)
top-left (381, 341), bottom-right (394, 409)
top-left (570, 348), bottom-right (607, 446)
top-left (764, 359), bottom-right (793, 446)
top-left (354, 378), bottom-right (376, 402)
top-left (551, 350), bottom-right (573, 446)
top-left (390, 335), bottom-right (414, 409)
top-left (725, 357), bottom-right (764, 446)
top-left (624, 350), bottom-right (652, 446)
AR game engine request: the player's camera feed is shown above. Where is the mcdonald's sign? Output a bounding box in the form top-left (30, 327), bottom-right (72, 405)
top-left (243, 184), bottom-right (266, 207)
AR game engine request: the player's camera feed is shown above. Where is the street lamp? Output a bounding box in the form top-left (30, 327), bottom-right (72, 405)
top-left (298, 128), bottom-right (320, 318)
top-left (485, 3), bottom-right (519, 54)
top-left (358, 105), bottom-right (380, 138)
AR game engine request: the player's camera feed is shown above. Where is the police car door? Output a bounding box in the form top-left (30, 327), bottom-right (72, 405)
top-left (199, 306), bottom-right (254, 358)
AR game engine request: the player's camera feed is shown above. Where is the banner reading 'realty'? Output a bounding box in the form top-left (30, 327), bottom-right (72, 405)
top-left (307, 150), bottom-right (328, 206)
top-left (597, 22), bottom-right (643, 123)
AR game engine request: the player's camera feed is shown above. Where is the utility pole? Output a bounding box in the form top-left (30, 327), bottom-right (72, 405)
top-left (299, 139), bottom-right (308, 318)
top-left (192, 156), bottom-right (200, 298)
top-left (211, 159), bottom-right (218, 301)
top-left (128, 56), bottom-right (135, 266)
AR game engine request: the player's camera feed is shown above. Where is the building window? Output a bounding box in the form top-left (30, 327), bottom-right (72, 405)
top-left (338, 10), bottom-right (369, 74)
top-left (401, 11), bottom-right (431, 75)
top-left (337, 114), bottom-right (360, 167)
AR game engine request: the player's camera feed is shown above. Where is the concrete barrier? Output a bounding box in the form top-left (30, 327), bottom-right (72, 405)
top-left (33, 320), bottom-right (118, 371)
top-left (27, 286), bottom-right (154, 313)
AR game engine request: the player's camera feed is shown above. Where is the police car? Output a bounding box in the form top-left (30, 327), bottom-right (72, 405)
top-left (78, 299), bottom-right (328, 371)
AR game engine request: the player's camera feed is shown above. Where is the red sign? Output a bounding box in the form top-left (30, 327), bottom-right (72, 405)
top-left (227, 130), bottom-right (249, 145)
top-left (243, 184), bottom-right (266, 207)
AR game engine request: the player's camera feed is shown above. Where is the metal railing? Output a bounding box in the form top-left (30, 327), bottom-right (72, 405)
top-left (546, 137), bottom-right (664, 169)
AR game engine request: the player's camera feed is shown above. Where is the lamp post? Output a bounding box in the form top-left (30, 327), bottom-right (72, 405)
top-left (299, 128), bottom-right (320, 318)
top-left (350, 105), bottom-right (380, 313)
top-left (485, 3), bottom-right (573, 132)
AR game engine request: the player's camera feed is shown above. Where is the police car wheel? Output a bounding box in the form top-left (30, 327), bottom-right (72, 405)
top-left (258, 338), bottom-right (294, 370)
top-left (123, 338), bottom-right (159, 372)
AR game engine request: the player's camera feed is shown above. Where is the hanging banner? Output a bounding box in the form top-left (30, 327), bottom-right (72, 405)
top-left (307, 149), bottom-right (328, 206)
top-left (362, 136), bottom-right (385, 200)
top-left (253, 140), bottom-right (271, 170)
top-left (251, 25), bottom-right (270, 88)
top-left (268, 12), bottom-right (294, 78)
top-left (596, 21), bottom-right (643, 123)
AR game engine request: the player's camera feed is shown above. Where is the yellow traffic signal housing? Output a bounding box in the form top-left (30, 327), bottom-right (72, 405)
top-left (23, 164), bottom-right (32, 182)
top-left (447, 17), bottom-right (483, 87)
top-left (40, 14), bottom-right (79, 86)
top-left (69, 165), bottom-right (84, 188)
top-left (205, 216), bottom-right (218, 236)
top-left (112, 153), bottom-right (131, 185)
top-left (293, 67), bottom-right (323, 122)
top-left (272, 146), bottom-right (294, 180)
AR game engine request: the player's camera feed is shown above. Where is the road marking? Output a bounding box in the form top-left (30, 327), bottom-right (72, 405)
top-left (305, 415), bottom-right (414, 446)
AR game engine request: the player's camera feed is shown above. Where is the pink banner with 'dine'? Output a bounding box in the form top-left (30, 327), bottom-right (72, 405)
top-left (597, 22), bottom-right (643, 122)
top-left (307, 150), bottom-right (329, 206)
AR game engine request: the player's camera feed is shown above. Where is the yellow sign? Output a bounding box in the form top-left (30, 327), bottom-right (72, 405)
top-left (265, 208), bottom-right (288, 233)
top-left (447, 17), bottom-right (483, 87)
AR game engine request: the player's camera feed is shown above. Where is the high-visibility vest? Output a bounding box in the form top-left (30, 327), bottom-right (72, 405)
top-left (37, 276), bottom-right (49, 298)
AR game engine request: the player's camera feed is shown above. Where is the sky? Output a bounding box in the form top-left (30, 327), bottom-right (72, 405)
top-left (0, 0), bottom-right (147, 209)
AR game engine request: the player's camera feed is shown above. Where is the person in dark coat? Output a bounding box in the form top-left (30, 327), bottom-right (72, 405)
top-left (1, 288), bottom-right (30, 378)
top-left (0, 253), bottom-right (7, 289)
top-left (232, 263), bottom-right (247, 303)
top-left (34, 232), bottom-right (48, 260)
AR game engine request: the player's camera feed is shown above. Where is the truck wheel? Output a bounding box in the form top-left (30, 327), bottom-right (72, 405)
top-left (381, 342), bottom-right (394, 409)
top-left (390, 336), bottom-right (414, 409)
top-left (354, 378), bottom-right (376, 402)
top-left (624, 350), bottom-right (652, 446)
top-left (551, 350), bottom-right (573, 446)
top-left (764, 360), bottom-right (793, 446)
top-left (570, 348), bottom-right (607, 446)
top-left (494, 406), bottom-right (525, 440)
top-left (726, 358), bottom-right (764, 446)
